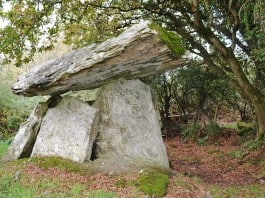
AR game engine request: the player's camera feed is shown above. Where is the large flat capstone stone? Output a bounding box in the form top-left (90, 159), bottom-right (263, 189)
top-left (31, 96), bottom-right (99, 163)
top-left (93, 79), bottom-right (169, 169)
top-left (12, 20), bottom-right (189, 96)
top-left (2, 102), bottom-right (48, 162)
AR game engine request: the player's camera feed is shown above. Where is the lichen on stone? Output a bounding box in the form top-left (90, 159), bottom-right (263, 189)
top-left (149, 23), bottom-right (185, 57)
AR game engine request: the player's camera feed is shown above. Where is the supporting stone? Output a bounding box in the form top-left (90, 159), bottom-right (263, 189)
top-left (2, 102), bottom-right (48, 162)
top-left (31, 96), bottom-right (99, 163)
top-left (93, 79), bottom-right (169, 170)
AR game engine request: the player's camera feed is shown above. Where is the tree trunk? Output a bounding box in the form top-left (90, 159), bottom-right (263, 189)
top-left (228, 69), bottom-right (265, 141)
top-left (201, 29), bottom-right (265, 141)
top-left (250, 92), bottom-right (265, 141)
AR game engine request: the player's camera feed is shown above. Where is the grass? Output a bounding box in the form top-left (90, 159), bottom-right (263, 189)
top-left (0, 138), bottom-right (12, 158)
top-left (86, 190), bottom-right (118, 198)
top-left (0, 174), bottom-right (36, 198)
top-left (0, 171), bottom-right (119, 198)
top-left (210, 184), bottom-right (265, 198)
top-left (228, 149), bottom-right (247, 160)
top-left (0, 158), bottom-right (117, 198)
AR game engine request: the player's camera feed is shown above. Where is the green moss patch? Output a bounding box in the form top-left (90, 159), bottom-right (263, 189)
top-left (135, 171), bottom-right (169, 198)
top-left (31, 157), bottom-right (94, 175)
top-left (149, 23), bottom-right (185, 57)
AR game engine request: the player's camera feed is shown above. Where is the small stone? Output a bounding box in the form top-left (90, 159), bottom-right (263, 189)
top-left (2, 102), bottom-right (48, 162)
top-left (14, 171), bottom-right (21, 181)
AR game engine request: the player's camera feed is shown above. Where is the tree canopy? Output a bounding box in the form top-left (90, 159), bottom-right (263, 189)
top-left (0, 0), bottom-right (265, 140)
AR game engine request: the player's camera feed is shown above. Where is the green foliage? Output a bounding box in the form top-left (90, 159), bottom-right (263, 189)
top-left (236, 122), bottom-right (255, 136)
top-left (245, 140), bottom-right (264, 151)
top-left (181, 123), bottom-right (200, 140)
top-left (1, 0), bottom-right (265, 140)
top-left (147, 63), bottom-right (239, 126)
top-left (181, 121), bottom-right (223, 144)
top-left (0, 0), bottom-right (136, 66)
top-left (149, 23), bottom-right (185, 56)
top-left (135, 171), bottom-right (169, 198)
top-left (204, 121), bottom-right (222, 137)
top-left (0, 138), bottom-right (12, 158)
top-left (228, 150), bottom-right (247, 160)
top-left (0, 70), bottom-right (43, 137)
top-left (197, 136), bottom-right (208, 146)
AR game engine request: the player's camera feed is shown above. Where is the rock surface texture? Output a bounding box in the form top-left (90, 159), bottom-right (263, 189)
top-left (5, 21), bottom-right (174, 173)
top-left (93, 79), bottom-right (169, 169)
top-left (12, 21), bottom-right (189, 96)
top-left (31, 96), bottom-right (99, 163)
top-left (2, 102), bottom-right (48, 162)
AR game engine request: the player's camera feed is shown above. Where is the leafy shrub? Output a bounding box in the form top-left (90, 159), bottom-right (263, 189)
top-left (197, 136), bottom-right (209, 146)
top-left (204, 121), bottom-right (222, 137)
top-left (229, 150), bottom-right (246, 160)
top-left (245, 140), bottom-right (264, 151)
top-left (181, 121), bottom-right (224, 145)
top-left (236, 122), bottom-right (255, 137)
top-left (181, 122), bottom-right (200, 140)
top-left (0, 70), bottom-right (43, 137)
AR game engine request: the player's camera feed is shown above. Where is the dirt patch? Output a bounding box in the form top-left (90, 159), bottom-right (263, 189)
top-left (165, 134), bottom-right (264, 186)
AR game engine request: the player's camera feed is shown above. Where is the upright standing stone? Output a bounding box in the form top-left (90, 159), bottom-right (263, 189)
top-left (31, 96), bottom-right (99, 163)
top-left (2, 102), bottom-right (48, 162)
top-left (93, 79), bottom-right (169, 169)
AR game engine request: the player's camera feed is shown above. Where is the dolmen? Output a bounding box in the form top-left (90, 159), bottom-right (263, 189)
top-left (3, 20), bottom-right (189, 174)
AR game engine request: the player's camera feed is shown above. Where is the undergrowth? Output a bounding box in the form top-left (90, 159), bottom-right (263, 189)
top-left (181, 121), bottom-right (223, 145)
top-left (0, 138), bottom-right (12, 158)
top-left (0, 69), bottom-right (43, 138)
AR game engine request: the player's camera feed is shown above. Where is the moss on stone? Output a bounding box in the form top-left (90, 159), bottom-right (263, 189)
top-left (135, 170), bottom-right (169, 197)
top-left (149, 23), bottom-right (185, 57)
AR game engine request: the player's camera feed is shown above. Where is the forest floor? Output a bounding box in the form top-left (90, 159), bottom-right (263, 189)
top-left (1, 132), bottom-right (265, 198)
